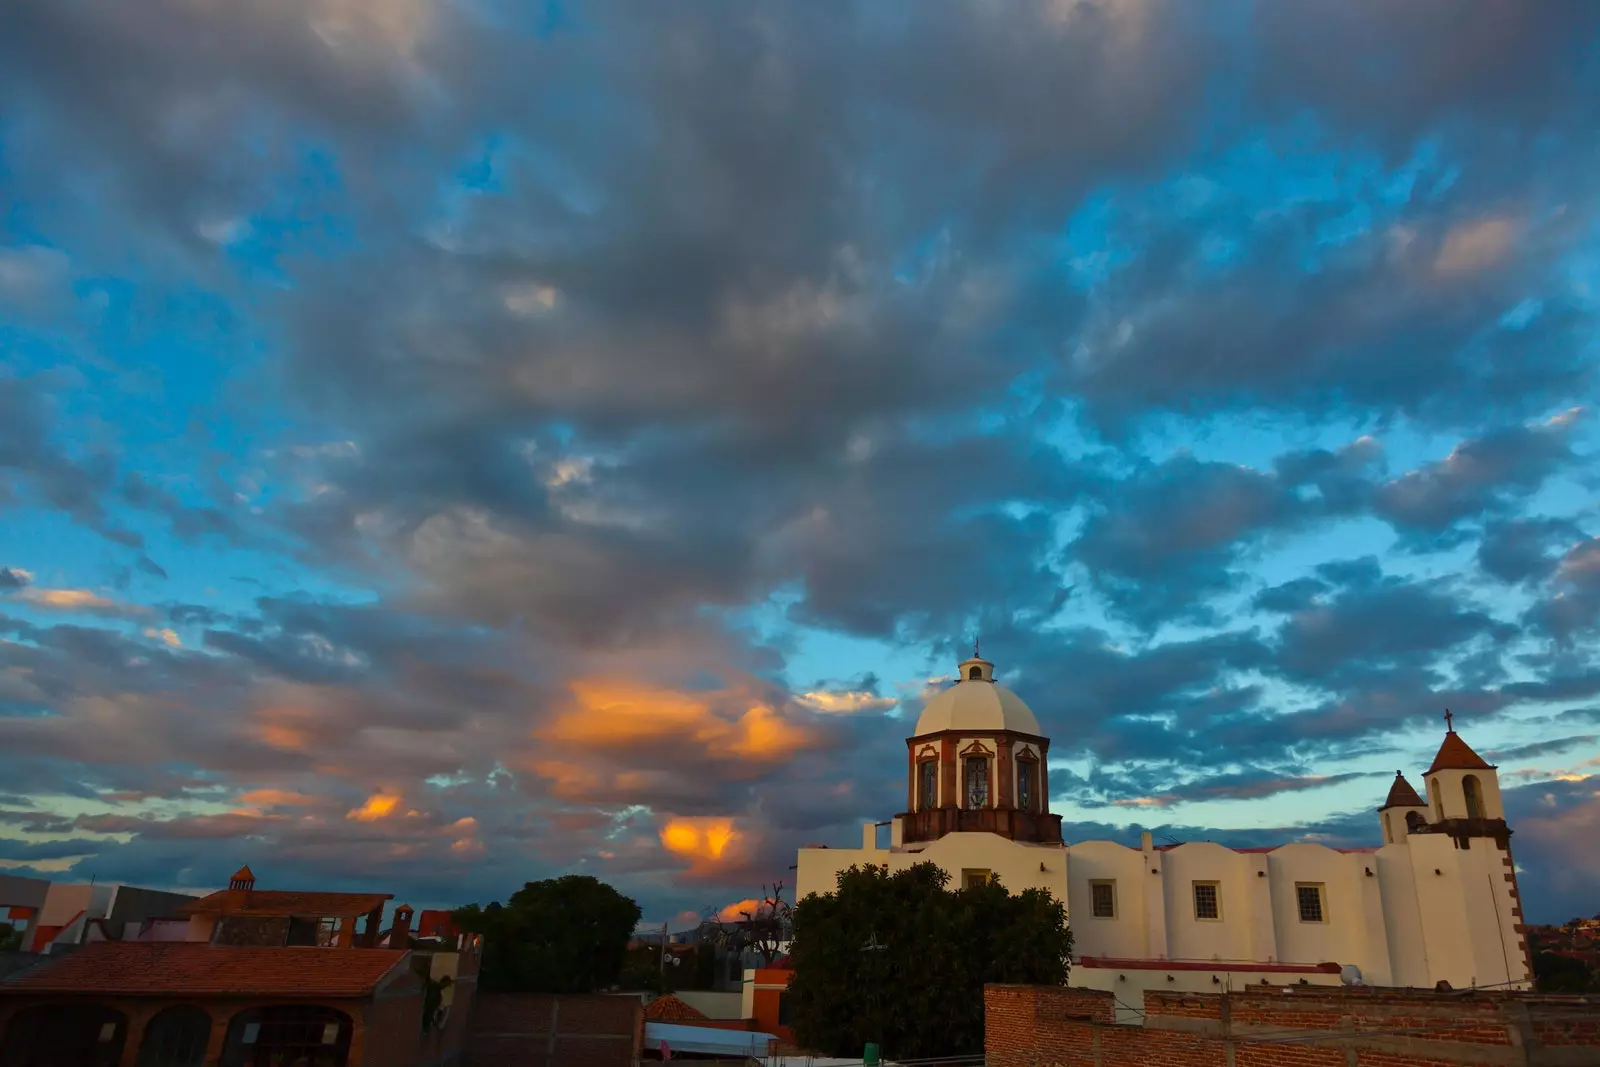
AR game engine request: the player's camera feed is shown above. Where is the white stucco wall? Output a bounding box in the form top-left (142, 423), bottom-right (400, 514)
top-left (795, 827), bottom-right (1067, 904)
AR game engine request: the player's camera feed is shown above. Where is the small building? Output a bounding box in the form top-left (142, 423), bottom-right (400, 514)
top-left (0, 867), bottom-right (481, 1067)
top-left (0, 874), bottom-right (200, 954)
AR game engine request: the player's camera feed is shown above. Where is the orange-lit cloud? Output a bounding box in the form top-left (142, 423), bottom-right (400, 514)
top-left (346, 793), bottom-right (401, 821)
top-left (255, 723), bottom-right (310, 751)
top-left (17, 587), bottom-right (151, 618)
top-left (661, 815), bottom-right (739, 874)
top-left (716, 897), bottom-right (763, 922)
top-left (546, 679), bottom-right (817, 761)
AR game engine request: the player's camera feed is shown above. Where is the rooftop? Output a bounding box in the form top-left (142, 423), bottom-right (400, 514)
top-left (0, 941), bottom-right (409, 997)
top-left (177, 889), bottom-right (393, 919)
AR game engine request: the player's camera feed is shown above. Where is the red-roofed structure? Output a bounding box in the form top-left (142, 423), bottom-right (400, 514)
top-left (0, 869), bottom-right (481, 1067)
top-left (1426, 728), bottom-right (1494, 774)
top-left (4, 942), bottom-right (409, 997)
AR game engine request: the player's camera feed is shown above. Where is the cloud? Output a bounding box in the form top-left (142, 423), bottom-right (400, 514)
top-left (12, 587), bottom-right (153, 619)
top-left (1373, 411), bottom-right (1582, 535)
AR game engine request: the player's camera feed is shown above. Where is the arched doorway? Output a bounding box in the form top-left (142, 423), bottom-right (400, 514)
top-left (220, 1006), bottom-right (353, 1067)
top-left (137, 1005), bottom-right (212, 1067)
top-left (0, 1004), bottom-right (127, 1067)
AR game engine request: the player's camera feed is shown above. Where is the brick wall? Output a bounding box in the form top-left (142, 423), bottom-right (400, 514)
top-left (464, 992), bottom-right (642, 1067)
top-left (986, 984), bottom-right (1600, 1067)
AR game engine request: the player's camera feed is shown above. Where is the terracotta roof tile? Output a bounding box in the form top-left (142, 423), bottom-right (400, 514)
top-left (1425, 731), bottom-right (1493, 774)
top-left (1380, 772), bottom-right (1427, 810)
top-left (1, 942), bottom-right (408, 997)
top-left (646, 995), bottom-right (708, 1021)
top-left (177, 889), bottom-right (393, 918)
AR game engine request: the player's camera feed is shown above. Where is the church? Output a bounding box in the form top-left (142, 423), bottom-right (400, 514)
top-left (794, 651), bottom-right (1532, 1014)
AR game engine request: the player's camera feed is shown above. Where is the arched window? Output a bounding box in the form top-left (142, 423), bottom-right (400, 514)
top-left (963, 755), bottom-right (990, 808)
top-left (137, 1006), bottom-right (211, 1067)
top-left (917, 758), bottom-right (939, 811)
top-left (1017, 753), bottom-right (1039, 813)
top-left (1431, 778), bottom-right (1444, 822)
top-left (0, 1004), bottom-right (127, 1067)
top-left (968, 665), bottom-right (983, 680)
top-left (1462, 775), bottom-right (1486, 820)
top-left (221, 1006), bottom-right (352, 1067)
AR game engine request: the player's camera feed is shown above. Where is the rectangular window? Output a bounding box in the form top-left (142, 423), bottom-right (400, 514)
top-left (1295, 883), bottom-right (1326, 923)
top-left (1090, 880), bottom-right (1116, 919)
top-left (1193, 881), bottom-right (1221, 921)
top-left (919, 759), bottom-right (939, 810)
top-left (1018, 759), bottom-right (1036, 811)
top-left (964, 756), bottom-right (989, 808)
top-left (962, 869), bottom-right (992, 891)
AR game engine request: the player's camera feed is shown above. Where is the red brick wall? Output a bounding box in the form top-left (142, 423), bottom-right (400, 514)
top-left (985, 985), bottom-right (1600, 1067)
top-left (464, 992), bottom-right (642, 1067)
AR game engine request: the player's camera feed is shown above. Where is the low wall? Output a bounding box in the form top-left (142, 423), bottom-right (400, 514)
top-left (465, 992), bottom-right (643, 1067)
top-left (986, 983), bottom-right (1600, 1067)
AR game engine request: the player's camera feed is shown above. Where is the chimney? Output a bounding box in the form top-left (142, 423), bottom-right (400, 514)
top-left (228, 865), bottom-right (256, 892)
top-left (392, 904), bottom-right (414, 949)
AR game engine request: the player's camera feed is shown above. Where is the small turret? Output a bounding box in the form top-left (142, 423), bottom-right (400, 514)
top-left (1378, 771), bottom-right (1430, 844)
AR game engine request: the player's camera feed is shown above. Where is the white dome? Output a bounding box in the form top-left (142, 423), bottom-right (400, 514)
top-left (914, 658), bottom-right (1042, 736)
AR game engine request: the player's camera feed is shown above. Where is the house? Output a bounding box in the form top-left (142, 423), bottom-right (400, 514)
top-left (0, 867), bottom-right (481, 1067)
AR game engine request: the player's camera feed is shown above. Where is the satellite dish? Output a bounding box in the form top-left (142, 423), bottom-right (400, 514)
top-left (1339, 964), bottom-right (1364, 987)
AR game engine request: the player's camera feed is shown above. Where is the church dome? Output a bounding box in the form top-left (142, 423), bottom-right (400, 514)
top-left (913, 654), bottom-right (1042, 736)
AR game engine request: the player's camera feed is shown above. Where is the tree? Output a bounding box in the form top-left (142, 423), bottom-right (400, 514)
top-left (697, 882), bottom-right (794, 968)
top-left (1533, 950), bottom-right (1596, 993)
top-left (453, 875), bottom-right (642, 993)
top-left (786, 863), bottom-right (1071, 1059)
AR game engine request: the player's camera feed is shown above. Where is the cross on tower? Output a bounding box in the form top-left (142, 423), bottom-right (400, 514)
top-left (1443, 708), bottom-right (1454, 733)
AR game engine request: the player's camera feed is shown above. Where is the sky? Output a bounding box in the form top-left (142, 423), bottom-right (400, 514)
top-left (1, 0), bottom-right (1599, 929)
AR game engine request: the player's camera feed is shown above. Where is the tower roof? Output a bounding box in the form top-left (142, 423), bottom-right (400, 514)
top-left (913, 654), bottom-right (1041, 736)
top-left (1379, 771), bottom-right (1426, 810)
top-left (1425, 730), bottom-right (1493, 774)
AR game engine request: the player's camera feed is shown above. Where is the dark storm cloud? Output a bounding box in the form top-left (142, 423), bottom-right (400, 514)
top-left (1526, 538), bottom-right (1600, 642)
top-left (1262, 559), bottom-right (1513, 686)
top-left (1373, 413), bottom-right (1583, 536)
top-left (1487, 736), bottom-right (1598, 763)
top-left (1478, 517), bottom-right (1589, 585)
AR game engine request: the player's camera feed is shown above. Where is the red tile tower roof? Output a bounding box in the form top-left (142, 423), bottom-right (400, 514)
top-left (1379, 771), bottom-right (1427, 810)
top-left (1426, 730), bottom-right (1493, 775)
top-left (177, 890), bottom-right (393, 918)
top-left (2, 942), bottom-right (409, 997)
top-left (645, 995), bottom-right (709, 1021)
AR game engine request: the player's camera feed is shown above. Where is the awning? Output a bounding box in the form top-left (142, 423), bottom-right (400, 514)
top-left (644, 1022), bottom-right (779, 1058)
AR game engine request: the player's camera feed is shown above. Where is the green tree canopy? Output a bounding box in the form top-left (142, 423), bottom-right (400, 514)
top-left (786, 863), bottom-right (1071, 1059)
top-left (453, 874), bottom-right (642, 993)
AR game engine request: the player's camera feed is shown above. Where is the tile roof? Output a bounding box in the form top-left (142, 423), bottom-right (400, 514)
top-left (1, 942), bottom-right (408, 997)
top-left (177, 889), bottom-right (393, 918)
top-left (645, 995), bottom-right (708, 1021)
top-left (1426, 731), bottom-right (1493, 774)
top-left (1380, 771), bottom-right (1427, 810)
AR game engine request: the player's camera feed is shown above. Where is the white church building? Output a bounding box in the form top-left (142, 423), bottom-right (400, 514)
top-left (795, 651), bottom-right (1532, 1015)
